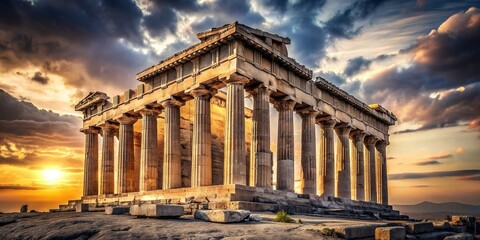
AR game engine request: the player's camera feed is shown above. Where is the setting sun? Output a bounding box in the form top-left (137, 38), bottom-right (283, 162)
top-left (43, 169), bottom-right (62, 183)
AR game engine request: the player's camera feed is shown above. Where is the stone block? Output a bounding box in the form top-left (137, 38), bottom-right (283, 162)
top-left (130, 204), bottom-right (183, 218)
top-left (375, 226), bottom-right (405, 240)
top-left (444, 233), bottom-right (474, 240)
top-left (334, 225), bottom-right (376, 239)
top-left (403, 222), bottom-right (433, 234)
top-left (105, 206), bottom-right (130, 215)
top-left (415, 231), bottom-right (455, 240)
top-left (194, 210), bottom-right (250, 223)
top-left (129, 205), bottom-right (140, 215)
top-left (76, 204), bottom-right (89, 212)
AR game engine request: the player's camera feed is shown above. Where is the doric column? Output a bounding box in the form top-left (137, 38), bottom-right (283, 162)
top-left (100, 123), bottom-right (116, 195)
top-left (116, 114), bottom-right (138, 193)
top-left (376, 140), bottom-right (389, 205)
top-left (335, 124), bottom-right (352, 199)
top-left (133, 132), bottom-right (141, 192)
top-left (223, 75), bottom-right (249, 185)
top-left (274, 99), bottom-right (296, 192)
top-left (189, 87), bottom-right (216, 187)
top-left (161, 98), bottom-right (184, 189)
top-left (298, 109), bottom-right (317, 194)
top-left (139, 109), bottom-right (160, 191)
top-left (350, 130), bottom-right (366, 201)
top-left (82, 127), bottom-right (99, 196)
top-left (247, 85), bottom-right (272, 188)
top-left (364, 136), bottom-right (378, 203)
top-left (318, 118), bottom-right (336, 197)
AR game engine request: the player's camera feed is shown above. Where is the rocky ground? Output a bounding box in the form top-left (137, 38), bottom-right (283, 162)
top-left (0, 211), bottom-right (385, 240)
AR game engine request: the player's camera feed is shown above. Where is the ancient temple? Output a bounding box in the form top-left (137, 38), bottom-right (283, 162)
top-left (73, 22), bottom-right (398, 215)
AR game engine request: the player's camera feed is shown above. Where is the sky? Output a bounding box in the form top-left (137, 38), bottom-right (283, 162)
top-left (0, 0), bottom-right (479, 212)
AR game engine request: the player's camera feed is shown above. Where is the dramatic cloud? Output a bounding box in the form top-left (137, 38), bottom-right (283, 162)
top-left (415, 160), bottom-right (441, 166)
top-left (361, 7), bottom-right (480, 135)
top-left (344, 57), bottom-right (372, 76)
top-left (389, 169), bottom-right (480, 180)
top-left (0, 89), bottom-right (82, 167)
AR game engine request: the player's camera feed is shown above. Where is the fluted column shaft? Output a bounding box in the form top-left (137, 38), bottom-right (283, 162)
top-left (139, 110), bottom-right (159, 191)
top-left (274, 99), bottom-right (296, 191)
top-left (224, 75), bottom-right (249, 185)
top-left (376, 140), bottom-right (388, 205)
top-left (364, 136), bottom-right (378, 203)
top-left (249, 86), bottom-right (272, 188)
top-left (162, 99), bottom-right (184, 189)
top-left (100, 124), bottom-right (115, 195)
top-left (299, 110), bottom-right (317, 194)
top-left (116, 115), bottom-right (137, 193)
top-left (335, 125), bottom-right (352, 199)
top-left (83, 128), bottom-right (99, 196)
top-left (190, 88), bottom-right (215, 187)
top-left (350, 130), bottom-right (366, 201)
top-left (319, 119), bottom-right (336, 196)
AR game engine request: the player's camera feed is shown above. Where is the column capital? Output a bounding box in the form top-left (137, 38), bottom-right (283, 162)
top-left (161, 97), bottom-right (185, 108)
top-left (81, 127), bottom-right (100, 134)
top-left (98, 121), bottom-right (118, 130)
top-left (350, 129), bottom-right (367, 141)
top-left (297, 107), bottom-right (318, 118)
top-left (139, 108), bottom-right (161, 117)
top-left (364, 135), bottom-right (379, 146)
top-left (334, 123), bottom-right (352, 136)
top-left (273, 98), bottom-right (296, 111)
top-left (223, 73), bottom-right (250, 85)
top-left (317, 116), bottom-right (337, 129)
top-left (186, 85), bottom-right (217, 98)
top-left (376, 140), bottom-right (389, 150)
top-left (246, 84), bottom-right (272, 96)
top-left (116, 114), bottom-right (138, 125)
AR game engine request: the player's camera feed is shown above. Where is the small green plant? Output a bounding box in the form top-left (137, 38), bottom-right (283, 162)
top-left (274, 210), bottom-right (294, 223)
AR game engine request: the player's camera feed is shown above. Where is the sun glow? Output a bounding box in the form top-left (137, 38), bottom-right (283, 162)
top-left (43, 169), bottom-right (62, 183)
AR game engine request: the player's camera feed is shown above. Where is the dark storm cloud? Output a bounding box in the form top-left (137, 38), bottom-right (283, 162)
top-left (389, 169), bottom-right (480, 180)
top-left (344, 57), bottom-right (372, 76)
top-left (324, 0), bottom-right (386, 39)
top-left (415, 160), bottom-right (441, 166)
top-left (31, 71), bottom-right (49, 84)
top-left (361, 8), bottom-right (480, 135)
top-left (0, 0), bottom-right (153, 90)
top-left (143, 0), bottom-right (201, 36)
top-left (256, 0), bottom-right (386, 65)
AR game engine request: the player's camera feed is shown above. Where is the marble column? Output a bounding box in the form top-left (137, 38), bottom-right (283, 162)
top-left (116, 114), bottom-right (138, 193)
top-left (248, 85), bottom-right (272, 189)
top-left (223, 75), bottom-right (249, 185)
top-left (364, 136), bottom-right (378, 203)
top-left (335, 124), bottom-right (352, 199)
top-left (318, 118), bottom-right (336, 197)
top-left (100, 123), bottom-right (115, 195)
top-left (190, 87), bottom-right (216, 187)
top-left (133, 132), bottom-right (141, 192)
top-left (161, 98), bottom-right (184, 189)
top-left (350, 130), bottom-right (366, 201)
top-left (376, 140), bottom-right (389, 205)
top-left (299, 109), bottom-right (317, 194)
top-left (82, 127), bottom-right (99, 196)
top-left (274, 99), bottom-right (296, 192)
top-left (139, 109), bottom-right (159, 191)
